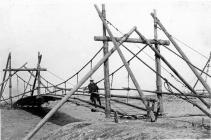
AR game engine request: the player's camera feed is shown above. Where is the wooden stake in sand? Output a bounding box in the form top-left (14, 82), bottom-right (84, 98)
top-left (153, 9), bottom-right (164, 115)
top-left (23, 26), bottom-right (136, 140)
top-left (102, 4), bottom-right (111, 118)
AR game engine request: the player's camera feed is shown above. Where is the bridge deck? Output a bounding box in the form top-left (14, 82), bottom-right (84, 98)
top-left (13, 94), bottom-right (60, 107)
top-left (13, 94), bottom-right (148, 119)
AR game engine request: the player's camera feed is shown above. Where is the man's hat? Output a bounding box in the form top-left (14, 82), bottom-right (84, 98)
top-left (90, 79), bottom-right (94, 82)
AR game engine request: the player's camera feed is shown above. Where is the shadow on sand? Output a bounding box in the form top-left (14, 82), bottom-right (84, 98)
top-left (21, 106), bottom-right (82, 126)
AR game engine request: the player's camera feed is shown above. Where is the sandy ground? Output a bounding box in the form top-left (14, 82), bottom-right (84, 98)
top-left (1, 95), bottom-right (211, 140)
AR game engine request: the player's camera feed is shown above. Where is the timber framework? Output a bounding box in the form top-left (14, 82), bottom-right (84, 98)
top-left (0, 4), bottom-right (210, 140)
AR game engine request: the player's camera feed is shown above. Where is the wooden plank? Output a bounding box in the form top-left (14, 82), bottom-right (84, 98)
top-left (72, 97), bottom-right (126, 116)
top-left (94, 36), bottom-right (170, 45)
top-left (111, 98), bottom-right (147, 111)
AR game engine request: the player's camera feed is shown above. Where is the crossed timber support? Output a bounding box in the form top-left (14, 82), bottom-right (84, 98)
top-left (24, 24), bottom-right (137, 140)
top-left (135, 29), bottom-right (211, 117)
top-left (94, 5), bottom-right (156, 121)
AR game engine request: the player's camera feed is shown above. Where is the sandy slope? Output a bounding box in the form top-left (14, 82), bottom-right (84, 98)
top-left (42, 120), bottom-right (210, 140)
top-left (1, 97), bottom-right (211, 140)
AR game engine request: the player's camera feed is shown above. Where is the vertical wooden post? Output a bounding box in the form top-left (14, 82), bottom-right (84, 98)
top-left (102, 4), bottom-right (111, 118)
top-left (9, 52), bottom-right (12, 107)
top-left (0, 53), bottom-right (11, 99)
top-left (37, 52), bottom-right (41, 96)
top-left (153, 10), bottom-right (163, 115)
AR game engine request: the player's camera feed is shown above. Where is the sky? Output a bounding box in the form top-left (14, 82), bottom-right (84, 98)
top-left (0, 0), bottom-right (211, 96)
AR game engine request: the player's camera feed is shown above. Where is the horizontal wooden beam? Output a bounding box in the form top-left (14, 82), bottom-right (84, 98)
top-left (98, 88), bottom-right (210, 98)
top-left (94, 36), bottom-right (170, 45)
top-left (3, 68), bottom-right (47, 71)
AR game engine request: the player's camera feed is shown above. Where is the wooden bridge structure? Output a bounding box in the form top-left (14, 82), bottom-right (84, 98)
top-left (0, 4), bottom-right (210, 140)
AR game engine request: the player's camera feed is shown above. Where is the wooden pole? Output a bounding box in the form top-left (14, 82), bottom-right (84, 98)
top-left (135, 29), bottom-right (211, 109)
top-left (151, 13), bottom-right (211, 97)
top-left (23, 27), bottom-right (136, 140)
top-left (102, 4), bottom-right (111, 118)
top-left (37, 52), bottom-right (41, 96)
top-left (153, 10), bottom-right (163, 115)
top-left (94, 4), bottom-right (155, 121)
top-left (0, 53), bottom-right (11, 99)
top-left (31, 53), bottom-right (42, 96)
top-left (3, 68), bottom-right (46, 71)
top-left (99, 89), bottom-right (210, 98)
top-left (74, 90), bottom-right (210, 100)
top-left (94, 36), bottom-right (170, 45)
top-left (9, 53), bottom-right (12, 107)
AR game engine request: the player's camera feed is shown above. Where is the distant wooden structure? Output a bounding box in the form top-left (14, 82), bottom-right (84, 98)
top-left (0, 52), bottom-right (47, 107)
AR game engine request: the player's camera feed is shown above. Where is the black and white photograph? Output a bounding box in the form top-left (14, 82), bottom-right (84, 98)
top-left (0, 0), bottom-right (210, 139)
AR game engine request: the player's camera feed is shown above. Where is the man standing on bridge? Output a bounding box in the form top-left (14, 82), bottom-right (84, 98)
top-left (88, 79), bottom-right (101, 110)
